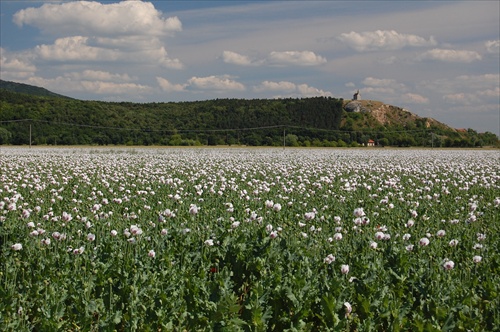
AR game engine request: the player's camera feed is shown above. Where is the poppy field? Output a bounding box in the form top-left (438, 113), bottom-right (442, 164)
top-left (1, 147), bottom-right (499, 331)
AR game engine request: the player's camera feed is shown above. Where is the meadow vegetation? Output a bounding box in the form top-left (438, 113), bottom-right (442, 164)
top-left (1, 147), bottom-right (499, 331)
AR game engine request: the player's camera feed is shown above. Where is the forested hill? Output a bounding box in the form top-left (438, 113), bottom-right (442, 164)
top-left (0, 86), bottom-right (497, 147)
top-left (0, 79), bottom-right (73, 99)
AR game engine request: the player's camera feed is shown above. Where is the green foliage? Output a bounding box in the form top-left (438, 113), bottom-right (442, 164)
top-left (1, 88), bottom-right (497, 147)
top-left (0, 79), bottom-right (72, 99)
top-left (285, 134), bottom-right (299, 147)
top-left (0, 90), bottom-right (346, 146)
top-left (378, 137), bottom-right (389, 147)
top-left (0, 127), bottom-right (12, 144)
top-left (0, 148), bottom-right (499, 330)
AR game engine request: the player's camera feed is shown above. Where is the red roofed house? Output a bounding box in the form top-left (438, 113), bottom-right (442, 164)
top-left (367, 139), bottom-right (375, 147)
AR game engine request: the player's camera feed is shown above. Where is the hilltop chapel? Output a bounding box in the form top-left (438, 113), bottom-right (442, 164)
top-left (352, 90), bottom-right (361, 101)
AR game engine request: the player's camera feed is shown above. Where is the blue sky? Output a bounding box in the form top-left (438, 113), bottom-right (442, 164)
top-left (1, 1), bottom-right (499, 135)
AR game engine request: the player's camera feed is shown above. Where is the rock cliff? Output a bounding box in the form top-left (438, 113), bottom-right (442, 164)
top-left (343, 99), bottom-right (454, 130)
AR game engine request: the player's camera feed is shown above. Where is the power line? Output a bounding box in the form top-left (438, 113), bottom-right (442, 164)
top-left (0, 119), bottom-right (33, 123)
top-left (0, 119), bottom-right (285, 132)
top-left (0, 118), bottom-right (435, 135)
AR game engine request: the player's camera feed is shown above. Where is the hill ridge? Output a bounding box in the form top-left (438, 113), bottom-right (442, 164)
top-left (342, 99), bottom-right (454, 132)
top-left (0, 79), bottom-right (73, 99)
top-left (1, 80), bottom-right (497, 147)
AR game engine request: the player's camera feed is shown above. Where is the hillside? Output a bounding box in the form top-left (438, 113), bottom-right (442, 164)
top-left (342, 100), bottom-right (454, 132)
top-left (0, 79), bottom-right (73, 99)
top-left (0, 81), bottom-right (497, 147)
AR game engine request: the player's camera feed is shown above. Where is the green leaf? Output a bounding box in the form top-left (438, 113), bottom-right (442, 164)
top-left (113, 310), bottom-right (122, 324)
top-left (441, 313), bottom-right (456, 332)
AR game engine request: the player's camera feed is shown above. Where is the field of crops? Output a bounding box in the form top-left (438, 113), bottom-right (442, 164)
top-left (1, 147), bottom-right (499, 331)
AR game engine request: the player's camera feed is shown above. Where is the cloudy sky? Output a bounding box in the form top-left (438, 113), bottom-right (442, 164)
top-left (1, 1), bottom-right (499, 135)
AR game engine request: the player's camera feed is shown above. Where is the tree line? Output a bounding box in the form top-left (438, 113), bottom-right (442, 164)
top-left (0, 89), bottom-right (497, 147)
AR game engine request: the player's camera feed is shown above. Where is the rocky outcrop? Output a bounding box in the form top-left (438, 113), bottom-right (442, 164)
top-left (342, 99), bottom-right (455, 131)
top-left (344, 101), bottom-right (370, 113)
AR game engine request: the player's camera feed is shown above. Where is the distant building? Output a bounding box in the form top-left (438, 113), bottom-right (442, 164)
top-left (352, 90), bottom-right (360, 101)
top-left (367, 139), bottom-right (375, 147)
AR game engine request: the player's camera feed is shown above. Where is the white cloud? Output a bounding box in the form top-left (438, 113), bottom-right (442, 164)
top-left (421, 74), bottom-right (499, 94)
top-left (19, 75), bottom-right (152, 96)
top-left (418, 49), bottom-right (482, 63)
top-left (156, 77), bottom-right (186, 92)
top-left (337, 30), bottom-right (437, 52)
top-left (401, 93), bottom-right (429, 104)
top-left (160, 77), bottom-right (331, 97)
top-left (187, 75), bottom-right (246, 91)
top-left (67, 70), bottom-right (134, 82)
top-left (296, 84), bottom-right (331, 97)
top-left (32, 36), bottom-right (183, 69)
top-left (421, 74), bottom-right (499, 106)
top-left (94, 35), bottom-right (158, 51)
top-left (35, 36), bottom-right (118, 61)
top-left (0, 48), bottom-right (37, 79)
top-left (152, 47), bottom-right (184, 69)
top-left (222, 50), bottom-right (326, 67)
top-left (361, 86), bottom-right (399, 95)
top-left (378, 56), bottom-right (398, 65)
top-left (360, 77), bottom-right (430, 105)
top-left (254, 80), bottom-right (296, 92)
top-left (442, 93), bottom-right (478, 105)
top-left (442, 87), bottom-right (499, 106)
top-left (362, 77), bottom-right (406, 90)
top-left (455, 74), bottom-right (499, 86)
top-left (92, 36), bottom-right (183, 69)
top-left (267, 51), bottom-right (326, 66)
top-left (222, 51), bottom-right (256, 66)
top-left (11, 1), bottom-right (184, 69)
top-left (253, 80), bottom-right (331, 97)
top-left (485, 40), bottom-right (500, 54)
top-left (80, 80), bottom-right (151, 95)
top-left (478, 86), bottom-right (500, 98)
top-left (13, 1), bottom-right (181, 37)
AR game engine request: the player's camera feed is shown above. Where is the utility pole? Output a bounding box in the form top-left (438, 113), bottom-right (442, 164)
top-left (283, 128), bottom-right (286, 150)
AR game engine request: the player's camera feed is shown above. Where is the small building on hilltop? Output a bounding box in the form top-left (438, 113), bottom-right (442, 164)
top-left (352, 90), bottom-right (361, 101)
